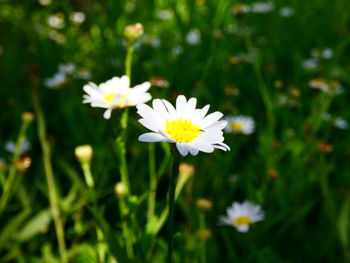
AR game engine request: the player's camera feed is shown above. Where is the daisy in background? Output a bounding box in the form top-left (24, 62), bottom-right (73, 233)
top-left (224, 115), bottom-right (255, 135)
top-left (83, 75), bottom-right (151, 119)
top-left (5, 139), bottom-right (31, 154)
top-left (136, 95), bottom-right (230, 156)
top-left (219, 201), bottom-right (264, 232)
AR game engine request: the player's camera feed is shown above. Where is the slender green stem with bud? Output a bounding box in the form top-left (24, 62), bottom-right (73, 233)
top-left (0, 117), bottom-right (31, 213)
top-left (31, 86), bottom-right (68, 263)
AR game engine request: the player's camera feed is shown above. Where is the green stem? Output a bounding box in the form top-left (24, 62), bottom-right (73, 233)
top-left (199, 213), bottom-right (206, 263)
top-left (167, 154), bottom-right (179, 263)
top-left (125, 44), bottom-right (134, 80)
top-left (80, 161), bottom-right (106, 263)
top-left (147, 143), bottom-right (157, 223)
top-left (119, 198), bottom-right (135, 258)
top-left (31, 86), bottom-right (68, 263)
top-left (0, 118), bottom-right (31, 212)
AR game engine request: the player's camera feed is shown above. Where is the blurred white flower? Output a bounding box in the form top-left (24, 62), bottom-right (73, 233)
top-left (137, 95), bottom-right (230, 156)
top-left (47, 14), bottom-right (65, 29)
top-left (38, 0), bottom-right (51, 6)
top-left (251, 2), bottom-right (274, 13)
top-left (156, 9), bottom-right (172, 20)
top-left (83, 76), bottom-right (151, 119)
top-left (219, 201), bottom-right (264, 232)
top-left (58, 63), bottom-right (76, 74)
top-left (5, 140), bottom-right (31, 154)
top-left (322, 112), bottom-right (331, 121)
top-left (301, 58), bottom-right (319, 70)
top-left (48, 30), bottom-right (66, 44)
top-left (279, 7), bottom-right (294, 17)
top-left (44, 72), bottom-right (66, 88)
top-left (309, 78), bottom-right (329, 92)
top-left (171, 46), bottom-right (183, 57)
top-left (232, 3), bottom-right (251, 15)
top-left (70, 12), bottom-right (85, 24)
top-left (224, 116), bottom-right (255, 135)
top-left (334, 118), bottom-right (348, 129)
top-left (322, 48), bottom-right (333, 59)
top-left (186, 29), bottom-right (201, 45)
top-left (76, 70), bottom-right (91, 80)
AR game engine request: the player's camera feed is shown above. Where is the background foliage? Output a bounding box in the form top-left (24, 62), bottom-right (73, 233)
top-left (1, 0), bottom-right (350, 262)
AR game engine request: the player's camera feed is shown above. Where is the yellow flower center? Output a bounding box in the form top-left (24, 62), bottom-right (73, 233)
top-left (231, 122), bottom-right (244, 131)
top-left (233, 216), bottom-right (251, 226)
top-left (165, 119), bottom-right (202, 143)
top-left (103, 93), bottom-right (128, 107)
top-left (103, 93), bottom-right (116, 104)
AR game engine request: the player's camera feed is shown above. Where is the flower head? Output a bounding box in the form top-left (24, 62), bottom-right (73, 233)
top-left (224, 115), bottom-right (255, 134)
top-left (136, 95), bottom-right (230, 156)
top-left (219, 201), bottom-right (264, 232)
top-left (83, 75), bottom-right (151, 119)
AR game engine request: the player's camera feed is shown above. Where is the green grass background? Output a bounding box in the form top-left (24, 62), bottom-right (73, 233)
top-left (1, 0), bottom-right (350, 262)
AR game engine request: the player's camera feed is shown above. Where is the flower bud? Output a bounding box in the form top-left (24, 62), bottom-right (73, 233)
top-left (0, 159), bottom-right (7, 172)
top-left (15, 156), bottom-right (32, 171)
top-left (22, 112), bottom-right (35, 122)
top-left (124, 23), bottom-right (144, 44)
top-left (196, 229), bottom-right (212, 240)
top-left (196, 198), bottom-right (213, 212)
top-left (115, 182), bottom-right (128, 197)
top-left (75, 145), bottom-right (93, 162)
top-left (179, 163), bottom-right (195, 177)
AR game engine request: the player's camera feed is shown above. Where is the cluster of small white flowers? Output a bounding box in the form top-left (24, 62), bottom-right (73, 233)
top-left (301, 48), bottom-right (333, 71)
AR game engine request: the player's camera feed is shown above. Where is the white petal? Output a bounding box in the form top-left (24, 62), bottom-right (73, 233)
top-left (138, 132), bottom-right (167, 142)
top-left (236, 225), bottom-right (249, 232)
top-left (176, 95), bottom-right (187, 117)
top-left (132, 82), bottom-right (151, 93)
top-left (176, 142), bottom-right (189, 156)
top-left (192, 105), bottom-right (210, 124)
top-left (138, 118), bottom-right (162, 132)
top-left (200, 112), bottom-right (224, 128)
top-left (103, 109), bottom-right (112, 119)
top-left (152, 99), bottom-right (169, 120)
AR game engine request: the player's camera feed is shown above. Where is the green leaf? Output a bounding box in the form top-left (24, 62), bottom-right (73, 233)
top-left (0, 208), bottom-right (31, 249)
top-left (76, 243), bottom-right (98, 263)
top-left (14, 208), bottom-right (52, 242)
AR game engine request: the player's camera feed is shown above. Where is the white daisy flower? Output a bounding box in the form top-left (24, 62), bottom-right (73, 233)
top-left (224, 116), bottom-right (255, 135)
top-left (83, 75), bottom-right (151, 119)
top-left (219, 201), bottom-right (264, 232)
top-left (136, 95), bottom-right (230, 156)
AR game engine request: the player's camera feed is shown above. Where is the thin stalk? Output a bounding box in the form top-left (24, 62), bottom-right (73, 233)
top-left (80, 161), bottom-right (105, 263)
top-left (198, 213), bottom-right (206, 263)
top-left (119, 198), bottom-right (135, 258)
top-left (0, 118), bottom-right (31, 212)
top-left (125, 44), bottom-right (134, 80)
top-left (147, 143), bottom-right (157, 223)
top-left (31, 87), bottom-right (68, 263)
top-left (167, 154), bottom-right (179, 263)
